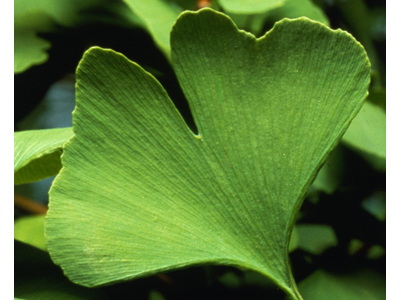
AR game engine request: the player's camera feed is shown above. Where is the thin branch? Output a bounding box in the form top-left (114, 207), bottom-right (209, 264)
top-left (14, 193), bottom-right (48, 215)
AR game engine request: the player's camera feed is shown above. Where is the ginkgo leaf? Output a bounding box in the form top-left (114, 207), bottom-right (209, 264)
top-left (122, 0), bottom-right (181, 59)
top-left (342, 100), bottom-right (386, 159)
top-left (226, 0), bottom-right (328, 38)
top-left (14, 215), bottom-right (47, 251)
top-left (45, 9), bottom-right (370, 300)
top-left (14, 29), bottom-right (51, 74)
top-left (218, 0), bottom-right (285, 14)
top-left (313, 145), bottom-right (344, 194)
top-left (294, 269), bottom-right (385, 300)
top-left (14, 0), bottom-right (118, 73)
top-left (295, 224), bottom-right (338, 255)
top-left (14, 128), bottom-right (73, 185)
top-left (268, 0), bottom-right (329, 26)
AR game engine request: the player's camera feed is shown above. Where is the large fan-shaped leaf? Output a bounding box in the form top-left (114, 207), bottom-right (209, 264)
top-left (45, 9), bottom-right (370, 300)
top-left (14, 128), bottom-right (73, 185)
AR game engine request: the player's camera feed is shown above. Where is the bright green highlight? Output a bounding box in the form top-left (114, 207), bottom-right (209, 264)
top-left (14, 215), bottom-right (47, 251)
top-left (14, 128), bottom-right (73, 185)
top-left (219, 0), bottom-right (284, 14)
top-left (45, 9), bottom-right (370, 300)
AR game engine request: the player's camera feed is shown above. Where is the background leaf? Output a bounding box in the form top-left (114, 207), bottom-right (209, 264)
top-left (14, 29), bottom-right (51, 74)
top-left (312, 145), bottom-right (344, 194)
top-left (45, 9), bottom-right (370, 300)
top-left (294, 269), bottom-right (385, 300)
top-left (267, 0), bottom-right (329, 26)
top-left (15, 240), bottom-right (108, 299)
top-left (14, 215), bottom-right (47, 251)
top-left (14, 128), bottom-right (73, 185)
top-left (218, 0), bottom-right (284, 14)
top-left (295, 224), bottom-right (338, 255)
top-left (122, 0), bottom-right (181, 59)
top-left (342, 100), bottom-right (386, 168)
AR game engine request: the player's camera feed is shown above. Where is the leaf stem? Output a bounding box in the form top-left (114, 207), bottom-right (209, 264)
top-left (14, 193), bottom-right (48, 215)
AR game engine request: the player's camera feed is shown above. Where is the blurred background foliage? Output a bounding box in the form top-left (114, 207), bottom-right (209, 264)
top-left (14, 0), bottom-right (385, 299)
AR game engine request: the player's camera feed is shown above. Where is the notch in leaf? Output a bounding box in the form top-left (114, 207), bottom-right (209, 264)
top-left (45, 8), bottom-right (370, 300)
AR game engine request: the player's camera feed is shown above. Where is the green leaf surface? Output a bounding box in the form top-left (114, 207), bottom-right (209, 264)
top-left (312, 145), bottom-right (344, 194)
top-left (14, 0), bottom-right (107, 73)
top-left (296, 224), bottom-right (338, 255)
top-left (14, 128), bottom-right (73, 185)
top-left (45, 9), bottom-right (370, 300)
top-left (295, 269), bottom-right (385, 300)
top-left (15, 240), bottom-right (108, 300)
top-left (228, 12), bottom-right (271, 37)
top-left (123, 0), bottom-right (181, 59)
top-left (362, 191), bottom-right (386, 221)
top-left (15, 215), bottom-right (47, 251)
top-left (219, 0), bottom-right (284, 14)
top-left (342, 101), bottom-right (386, 159)
top-left (268, 0), bottom-right (329, 26)
top-left (288, 226), bottom-right (299, 252)
top-left (226, 0), bottom-right (328, 38)
top-left (367, 88), bottom-right (386, 109)
top-left (14, 29), bottom-right (51, 74)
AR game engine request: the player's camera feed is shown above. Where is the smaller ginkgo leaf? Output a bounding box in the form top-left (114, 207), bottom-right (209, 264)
top-left (313, 145), bottom-right (344, 194)
top-left (294, 269), bottom-right (385, 300)
top-left (14, 29), bottom-right (51, 74)
top-left (14, 128), bottom-right (73, 185)
top-left (342, 100), bottom-right (386, 159)
top-left (46, 9), bottom-right (369, 300)
top-left (218, 0), bottom-right (285, 14)
top-left (268, 0), bottom-right (329, 26)
top-left (122, 0), bottom-right (181, 59)
top-left (296, 224), bottom-right (338, 255)
top-left (15, 215), bottom-right (47, 251)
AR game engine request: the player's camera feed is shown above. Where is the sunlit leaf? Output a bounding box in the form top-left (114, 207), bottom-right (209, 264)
top-left (14, 215), bottom-right (47, 251)
top-left (218, 0), bottom-right (284, 14)
top-left (289, 226), bottom-right (299, 252)
top-left (14, 128), bottom-right (73, 185)
top-left (14, 29), bottom-right (51, 74)
top-left (268, 0), bottom-right (329, 26)
top-left (46, 9), bottom-right (370, 300)
top-left (122, 0), bottom-right (181, 59)
top-left (342, 100), bottom-right (386, 169)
